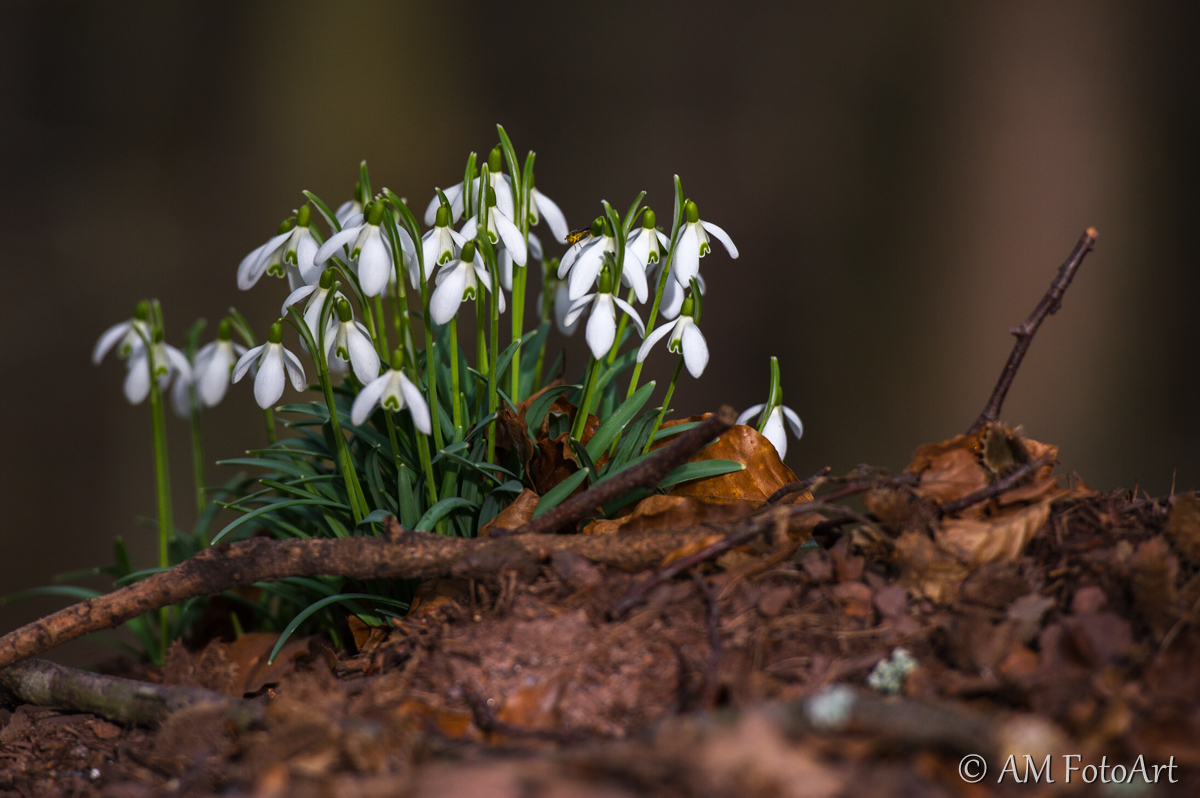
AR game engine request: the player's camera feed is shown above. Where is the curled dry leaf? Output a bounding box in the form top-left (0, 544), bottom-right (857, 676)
top-left (658, 414), bottom-right (800, 504)
top-left (495, 385), bottom-right (599, 496)
top-left (162, 632), bottom-right (311, 697)
top-left (479, 488), bottom-right (540, 537)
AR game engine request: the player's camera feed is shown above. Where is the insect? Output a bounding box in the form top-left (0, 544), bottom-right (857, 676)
top-left (565, 227), bottom-right (592, 247)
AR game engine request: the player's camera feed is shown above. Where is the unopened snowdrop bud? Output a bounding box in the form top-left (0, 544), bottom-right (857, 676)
top-left (233, 321), bottom-right (306, 409)
top-left (326, 299), bottom-right (379, 384)
top-left (351, 348), bottom-right (432, 433)
top-left (673, 198), bottom-right (738, 289)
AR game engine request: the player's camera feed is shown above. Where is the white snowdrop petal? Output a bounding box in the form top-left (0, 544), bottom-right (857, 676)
top-left (356, 231), bottom-right (392, 296)
top-left (430, 266), bottom-right (468, 325)
top-left (347, 328), bottom-right (381, 383)
top-left (282, 347), bottom-right (307, 392)
top-left (613, 297), bottom-right (646, 337)
top-left (782, 405), bottom-right (804, 440)
top-left (762, 408), bottom-right (787, 459)
top-left (232, 345), bottom-right (265, 383)
top-left (459, 216), bottom-right (479, 241)
top-left (237, 241), bottom-right (271, 290)
top-left (351, 374), bottom-right (389, 425)
top-left (493, 209), bottom-right (527, 267)
top-left (198, 346), bottom-right (233, 407)
top-left (622, 259), bottom-right (649, 304)
top-left (532, 188), bottom-right (569, 243)
top-left (673, 228), bottom-right (701, 286)
top-left (700, 221), bottom-right (738, 258)
top-left (585, 298), bottom-right (616, 360)
top-left (399, 374), bottom-right (432, 434)
top-left (254, 349), bottom-right (286, 409)
top-left (736, 404), bottom-right (766, 427)
top-left (567, 243), bottom-right (604, 300)
top-left (314, 226), bottom-right (360, 265)
top-left (171, 373), bottom-right (193, 419)
top-left (92, 321), bottom-right (132, 365)
top-left (123, 359), bottom-right (152, 405)
top-left (281, 284), bottom-right (316, 316)
top-left (635, 323), bottom-right (673, 363)
top-left (680, 322), bottom-right (709, 378)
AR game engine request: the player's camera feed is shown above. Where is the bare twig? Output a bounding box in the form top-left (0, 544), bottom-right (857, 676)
top-left (611, 501), bottom-right (869, 618)
top-left (937, 451), bottom-right (1056, 516)
top-left (693, 572), bottom-right (722, 708)
top-left (766, 466), bottom-right (832, 505)
top-left (518, 405), bottom-right (738, 535)
top-left (0, 658), bottom-right (258, 729)
top-left (969, 228), bottom-right (1098, 433)
top-left (0, 522), bottom-right (753, 669)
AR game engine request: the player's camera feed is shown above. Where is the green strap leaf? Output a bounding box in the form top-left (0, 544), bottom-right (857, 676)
top-left (586, 381), bottom-right (655, 460)
top-left (415, 497), bottom-right (478, 532)
top-left (211, 498), bottom-right (351, 545)
top-left (531, 469), bottom-right (589, 519)
top-left (303, 190), bottom-right (342, 232)
top-left (525, 384), bottom-right (580, 443)
top-left (657, 459), bottom-right (745, 490)
top-left (268, 593), bottom-right (410, 664)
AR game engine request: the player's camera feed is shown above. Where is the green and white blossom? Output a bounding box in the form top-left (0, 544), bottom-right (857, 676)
top-left (123, 338), bottom-right (192, 405)
top-left (281, 268), bottom-right (345, 345)
top-left (238, 206), bottom-right (322, 291)
top-left (737, 404), bottom-right (803, 460)
top-left (564, 271), bottom-right (645, 360)
top-left (420, 204), bottom-right (467, 287)
top-left (626, 209), bottom-right (670, 289)
top-left (430, 241), bottom-right (504, 325)
top-left (673, 200), bottom-right (738, 288)
top-left (315, 202), bottom-right (413, 297)
top-left (561, 219), bottom-right (616, 301)
top-left (460, 186), bottom-right (527, 267)
top-left (232, 322), bottom-right (306, 409)
top-left (325, 299), bottom-right (380, 384)
top-left (636, 294), bottom-right (708, 378)
top-left (351, 350), bottom-right (431, 433)
top-left (529, 182), bottom-right (569, 243)
top-left (92, 306), bottom-right (152, 365)
top-left (171, 321), bottom-right (247, 416)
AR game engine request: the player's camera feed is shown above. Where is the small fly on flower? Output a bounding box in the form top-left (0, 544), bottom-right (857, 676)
top-left (565, 226), bottom-right (592, 247)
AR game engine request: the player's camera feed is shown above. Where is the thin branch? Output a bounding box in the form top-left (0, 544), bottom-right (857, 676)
top-left (0, 658), bottom-right (258, 729)
top-left (0, 521), bottom-right (750, 669)
top-left (518, 405), bottom-right (738, 535)
top-left (969, 228), bottom-right (1098, 433)
top-left (937, 451), bottom-right (1056, 516)
top-left (766, 466), bottom-right (832, 505)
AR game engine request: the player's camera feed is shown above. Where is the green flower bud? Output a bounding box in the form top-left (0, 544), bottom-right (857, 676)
top-left (486, 186), bottom-right (497, 208)
top-left (488, 146), bottom-right (503, 173)
top-left (218, 319), bottom-right (232, 341)
top-left (268, 322), bottom-right (283, 344)
top-left (685, 200), bottom-right (699, 224)
top-left (134, 300), bottom-right (151, 322)
top-left (642, 208), bottom-right (656, 229)
top-left (461, 240), bottom-right (477, 261)
top-left (277, 217), bottom-right (296, 235)
top-left (589, 217), bottom-right (604, 237)
top-left (680, 294), bottom-right (695, 318)
top-left (390, 347), bottom-right (405, 372)
top-left (152, 328), bottom-right (164, 344)
top-left (435, 204), bottom-right (451, 228)
top-left (598, 266), bottom-right (613, 294)
top-left (366, 201), bottom-right (386, 226)
top-left (336, 298), bottom-right (353, 323)
top-left (319, 267), bottom-right (336, 289)
top-left (296, 204), bottom-right (311, 227)
top-left (601, 217), bottom-right (614, 238)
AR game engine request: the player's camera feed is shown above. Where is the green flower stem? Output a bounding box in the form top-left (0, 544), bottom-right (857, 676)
top-left (487, 267), bottom-right (500, 465)
top-left (263, 408), bottom-right (276, 445)
top-left (414, 421), bottom-right (439, 506)
top-left (448, 317), bottom-right (464, 439)
top-left (606, 288), bottom-right (638, 367)
top-left (146, 364), bottom-right (173, 659)
top-left (643, 357), bottom-right (684, 454)
top-left (417, 289), bottom-right (444, 454)
top-left (317, 365), bottom-right (367, 524)
top-left (510, 263), bottom-right (527, 402)
top-left (373, 295), bottom-right (390, 358)
top-left (571, 356), bottom-right (599, 442)
top-left (384, 412), bottom-right (418, 525)
top-left (475, 298), bottom-right (489, 417)
top-left (188, 397), bottom-right (205, 515)
top-left (626, 258), bottom-right (673, 399)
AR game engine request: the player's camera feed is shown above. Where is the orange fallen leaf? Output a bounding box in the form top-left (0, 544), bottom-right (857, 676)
top-left (582, 494), bottom-right (759, 535)
top-left (658, 414), bottom-right (799, 504)
top-left (479, 488), bottom-right (540, 537)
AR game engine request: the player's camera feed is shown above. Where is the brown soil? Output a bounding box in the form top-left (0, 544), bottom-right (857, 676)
top-left (4, 485), bottom-right (1200, 797)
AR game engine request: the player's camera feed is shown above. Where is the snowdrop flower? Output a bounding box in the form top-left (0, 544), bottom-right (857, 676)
top-left (654, 262), bottom-right (706, 320)
top-left (93, 302), bottom-right (152, 365)
top-left (325, 299), bottom-right (380, 384)
top-left (736, 357), bottom-right (802, 459)
top-left (123, 331), bottom-right (192, 405)
top-left (170, 320), bottom-right (247, 416)
top-left (232, 322), bottom-right (306, 409)
top-left (429, 241), bottom-right (504, 325)
top-left (423, 147), bottom-right (515, 226)
top-left (561, 218), bottom-right (616, 301)
top-left (499, 231), bottom-right (542, 292)
top-left (460, 186), bottom-right (527, 268)
top-left (527, 175), bottom-right (569, 244)
top-left (673, 199), bottom-right (738, 288)
top-left (238, 205), bottom-right (322, 291)
top-left (553, 280), bottom-right (580, 336)
top-left (314, 201), bottom-right (410, 297)
top-left (419, 204), bottom-right (467, 287)
top-left (351, 349), bottom-right (432, 433)
top-left (563, 269), bottom-right (645, 360)
top-left (335, 180), bottom-right (367, 226)
top-left (635, 293), bottom-right (708, 378)
top-left (626, 209), bottom-right (670, 297)
top-left (281, 267), bottom-right (344, 345)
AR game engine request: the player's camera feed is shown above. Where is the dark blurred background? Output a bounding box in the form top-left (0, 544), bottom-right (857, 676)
top-left (4, 1), bottom-right (1199, 664)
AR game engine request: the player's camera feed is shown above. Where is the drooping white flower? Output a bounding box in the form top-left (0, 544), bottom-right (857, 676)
top-left (429, 241), bottom-right (504, 325)
top-left (563, 271), bottom-right (645, 360)
top-left (232, 322), bottom-right (307, 409)
top-left (419, 204), bottom-right (467, 288)
top-left (93, 304), bottom-right (153, 366)
top-left (460, 185), bottom-right (527, 268)
top-left (314, 201), bottom-right (414, 297)
top-left (123, 336), bottom-right (192, 406)
top-left (325, 299), bottom-right (380, 384)
top-left (238, 205), bottom-right (322, 291)
top-left (350, 349), bottom-right (432, 434)
top-left (423, 147), bottom-right (517, 227)
top-left (499, 231), bottom-right (542, 292)
top-left (626, 209), bottom-right (671, 302)
top-left (672, 199), bottom-right (738, 288)
top-left (554, 281), bottom-right (580, 336)
top-left (170, 321), bottom-right (247, 416)
top-left (561, 220), bottom-right (616, 301)
top-left (737, 404), bottom-right (803, 460)
top-left (281, 267), bottom-right (345, 346)
top-left (635, 293), bottom-right (708, 378)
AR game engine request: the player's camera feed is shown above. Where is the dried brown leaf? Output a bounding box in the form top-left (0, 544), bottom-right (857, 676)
top-left (582, 494), bottom-right (757, 535)
top-left (657, 414), bottom-right (798, 504)
top-left (479, 488), bottom-right (540, 537)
